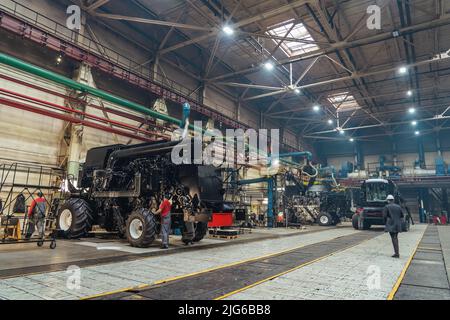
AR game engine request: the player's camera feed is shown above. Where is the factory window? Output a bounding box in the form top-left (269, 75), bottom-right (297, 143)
top-left (327, 92), bottom-right (360, 112)
top-left (266, 19), bottom-right (318, 57)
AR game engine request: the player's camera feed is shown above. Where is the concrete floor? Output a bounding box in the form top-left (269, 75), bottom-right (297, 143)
top-left (0, 224), bottom-right (445, 300)
top-left (226, 225), bottom-right (427, 300)
top-left (394, 225), bottom-right (450, 299)
top-left (0, 225), bottom-right (327, 278)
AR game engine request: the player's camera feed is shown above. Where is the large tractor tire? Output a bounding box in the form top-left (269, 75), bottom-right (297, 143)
top-left (317, 213), bottom-right (334, 226)
top-left (56, 198), bottom-right (93, 239)
top-left (192, 221), bottom-right (208, 242)
top-left (126, 208), bottom-right (157, 248)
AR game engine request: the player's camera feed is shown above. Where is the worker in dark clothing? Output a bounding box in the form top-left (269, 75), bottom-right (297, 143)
top-left (383, 194), bottom-right (404, 258)
top-left (154, 193), bottom-right (172, 249)
top-left (26, 191), bottom-right (46, 239)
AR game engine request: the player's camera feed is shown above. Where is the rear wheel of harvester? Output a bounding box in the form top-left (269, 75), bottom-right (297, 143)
top-left (192, 221), bottom-right (208, 242)
top-left (56, 198), bottom-right (93, 239)
top-left (126, 208), bottom-right (157, 248)
top-left (318, 213), bottom-right (334, 226)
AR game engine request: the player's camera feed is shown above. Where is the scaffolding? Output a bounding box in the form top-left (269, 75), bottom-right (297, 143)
top-left (0, 161), bottom-right (63, 245)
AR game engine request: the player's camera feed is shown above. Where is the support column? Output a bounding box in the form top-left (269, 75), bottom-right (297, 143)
top-left (153, 98), bottom-right (168, 128)
top-left (392, 140), bottom-right (398, 166)
top-left (354, 142), bottom-right (364, 170)
top-left (417, 137), bottom-right (426, 169)
top-left (267, 177), bottom-right (274, 228)
top-left (436, 131), bottom-right (442, 157)
top-left (152, 56), bottom-right (159, 81)
top-left (65, 63), bottom-right (95, 182)
top-left (236, 101), bottom-right (241, 122)
top-left (200, 83), bottom-right (206, 105)
top-left (64, 13), bottom-right (89, 183)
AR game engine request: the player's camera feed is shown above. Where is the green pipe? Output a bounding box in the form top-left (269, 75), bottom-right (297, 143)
top-left (0, 53), bottom-right (182, 127)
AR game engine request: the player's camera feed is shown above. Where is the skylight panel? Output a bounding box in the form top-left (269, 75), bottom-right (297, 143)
top-left (266, 19), bottom-right (319, 57)
top-left (328, 92), bottom-right (361, 112)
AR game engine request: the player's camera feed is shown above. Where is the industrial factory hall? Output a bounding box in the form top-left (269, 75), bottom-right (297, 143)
top-left (0, 0), bottom-right (450, 309)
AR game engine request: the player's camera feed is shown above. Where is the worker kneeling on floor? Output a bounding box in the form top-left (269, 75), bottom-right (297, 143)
top-left (25, 191), bottom-right (46, 240)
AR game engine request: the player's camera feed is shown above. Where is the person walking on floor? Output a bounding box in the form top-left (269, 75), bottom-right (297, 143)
top-left (383, 194), bottom-right (404, 258)
top-left (154, 193), bottom-right (172, 249)
top-left (25, 191), bottom-right (46, 240)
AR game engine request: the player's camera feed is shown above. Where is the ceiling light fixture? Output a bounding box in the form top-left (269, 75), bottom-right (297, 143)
top-left (222, 25), bottom-right (234, 35)
top-left (264, 61), bottom-right (274, 71)
top-left (407, 90), bottom-right (413, 97)
top-left (411, 120), bottom-right (417, 126)
top-left (312, 105), bottom-right (320, 112)
top-left (327, 119), bottom-right (333, 125)
top-left (408, 107), bottom-right (416, 114)
top-left (415, 131), bottom-right (420, 136)
top-left (398, 66), bottom-right (408, 74)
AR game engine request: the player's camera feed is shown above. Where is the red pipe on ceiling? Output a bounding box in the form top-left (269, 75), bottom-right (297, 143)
top-left (0, 87), bottom-right (169, 140)
top-left (0, 96), bottom-right (156, 142)
top-left (0, 73), bottom-right (175, 135)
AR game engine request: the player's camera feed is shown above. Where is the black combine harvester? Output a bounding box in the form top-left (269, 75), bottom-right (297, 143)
top-left (54, 104), bottom-right (226, 247)
top-left (55, 139), bottom-right (224, 247)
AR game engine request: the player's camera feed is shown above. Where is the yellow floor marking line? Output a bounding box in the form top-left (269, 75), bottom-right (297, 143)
top-left (387, 229), bottom-right (427, 300)
top-left (214, 237), bottom-right (373, 300)
top-left (81, 231), bottom-right (359, 300)
top-left (80, 286), bottom-right (136, 300)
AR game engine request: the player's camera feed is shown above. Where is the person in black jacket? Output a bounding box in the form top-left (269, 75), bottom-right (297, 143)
top-left (383, 195), bottom-right (404, 258)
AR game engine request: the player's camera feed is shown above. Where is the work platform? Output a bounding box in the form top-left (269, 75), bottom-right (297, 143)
top-left (340, 175), bottom-right (450, 189)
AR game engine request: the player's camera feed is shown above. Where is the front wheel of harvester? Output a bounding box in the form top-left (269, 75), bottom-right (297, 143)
top-left (126, 208), bottom-right (157, 248)
top-left (317, 213), bottom-right (334, 226)
top-left (192, 221), bottom-right (208, 242)
top-left (56, 198), bottom-right (93, 239)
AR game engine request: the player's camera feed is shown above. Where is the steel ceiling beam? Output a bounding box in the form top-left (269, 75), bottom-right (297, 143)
top-left (241, 52), bottom-right (450, 101)
top-left (93, 13), bottom-right (215, 31)
top-left (158, 0), bottom-right (314, 55)
top-left (306, 114), bottom-right (450, 136)
top-left (215, 82), bottom-right (285, 91)
top-left (207, 14), bottom-right (450, 82)
top-left (85, 0), bottom-right (110, 12)
top-left (304, 124), bottom-right (450, 141)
